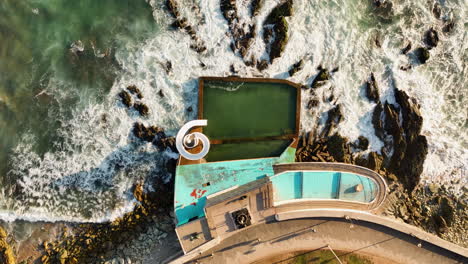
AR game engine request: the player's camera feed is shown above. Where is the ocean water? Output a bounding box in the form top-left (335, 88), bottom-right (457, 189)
top-left (0, 0), bottom-right (466, 222)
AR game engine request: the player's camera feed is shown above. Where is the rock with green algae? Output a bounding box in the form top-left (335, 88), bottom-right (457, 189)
top-left (0, 226), bottom-right (15, 264)
top-left (263, 0), bottom-right (293, 62)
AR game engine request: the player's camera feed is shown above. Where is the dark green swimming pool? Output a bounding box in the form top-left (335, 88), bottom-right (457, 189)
top-left (200, 78), bottom-right (299, 162)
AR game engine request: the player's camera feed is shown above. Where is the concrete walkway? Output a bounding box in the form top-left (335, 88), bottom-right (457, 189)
top-left (171, 216), bottom-right (467, 264)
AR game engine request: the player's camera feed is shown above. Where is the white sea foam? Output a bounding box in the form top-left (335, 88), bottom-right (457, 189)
top-left (2, 0), bottom-right (466, 222)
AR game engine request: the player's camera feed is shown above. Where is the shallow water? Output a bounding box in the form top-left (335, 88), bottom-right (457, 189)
top-left (0, 0), bottom-right (466, 222)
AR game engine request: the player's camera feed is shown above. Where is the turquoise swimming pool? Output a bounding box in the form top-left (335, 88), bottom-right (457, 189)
top-left (270, 171), bottom-right (377, 204)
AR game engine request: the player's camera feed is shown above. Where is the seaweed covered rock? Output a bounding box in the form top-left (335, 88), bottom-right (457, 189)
top-left (134, 103), bottom-right (149, 117)
top-left (311, 66), bottom-right (330, 88)
top-left (415, 47), bottom-right (430, 64)
top-left (264, 0), bottom-right (293, 24)
top-left (365, 72), bottom-right (380, 102)
top-left (118, 91), bottom-right (132, 107)
top-left (288, 59), bottom-right (304, 76)
top-left (424, 28), bottom-right (439, 49)
top-left (263, 0), bottom-right (293, 62)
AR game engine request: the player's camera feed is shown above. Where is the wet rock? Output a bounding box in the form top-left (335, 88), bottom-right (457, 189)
top-left (442, 21), bottom-right (455, 34)
top-left (394, 89), bottom-right (423, 142)
top-left (355, 136), bottom-right (369, 151)
top-left (118, 91), bottom-right (132, 107)
top-left (250, 0), bottom-right (264, 16)
top-left (133, 123), bottom-right (162, 142)
top-left (257, 59), bottom-right (269, 71)
top-left (321, 105), bottom-right (343, 137)
top-left (154, 136), bottom-right (177, 153)
top-left (401, 41), bottom-right (411, 55)
top-left (423, 28), bottom-right (439, 49)
top-left (439, 196), bottom-right (455, 227)
top-left (133, 184), bottom-right (144, 202)
top-left (367, 151), bottom-right (383, 171)
top-left (371, 0), bottom-right (394, 20)
top-left (307, 98), bottom-right (319, 109)
top-left (372, 102), bottom-right (385, 141)
top-left (157, 90), bottom-right (164, 98)
top-left (365, 72), bottom-right (380, 103)
top-left (414, 47), bottom-right (430, 64)
top-left (187, 106), bottom-right (193, 112)
top-left (326, 133), bottom-right (350, 163)
top-left (311, 66), bottom-right (330, 88)
top-left (166, 0), bottom-right (179, 18)
top-left (269, 17), bottom-right (289, 62)
top-left (263, 0), bottom-right (293, 62)
top-left (164, 60), bottom-right (172, 74)
top-left (265, 0), bottom-right (293, 25)
top-left (127, 85), bottom-right (143, 99)
top-left (428, 183), bottom-right (439, 194)
top-left (288, 59), bottom-right (304, 76)
top-left (432, 3), bottom-right (441, 19)
top-left (134, 103), bottom-right (149, 117)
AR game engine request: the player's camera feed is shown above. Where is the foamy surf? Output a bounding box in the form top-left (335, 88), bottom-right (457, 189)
top-left (1, 0), bottom-right (466, 223)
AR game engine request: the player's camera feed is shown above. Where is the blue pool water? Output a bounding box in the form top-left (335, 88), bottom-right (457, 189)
top-left (174, 147), bottom-right (296, 226)
top-left (270, 171), bottom-right (377, 203)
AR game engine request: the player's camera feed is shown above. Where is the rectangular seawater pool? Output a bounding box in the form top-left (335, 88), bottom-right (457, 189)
top-left (199, 78), bottom-right (299, 162)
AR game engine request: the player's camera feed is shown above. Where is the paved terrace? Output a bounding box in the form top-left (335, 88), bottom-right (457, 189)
top-left (169, 211), bottom-right (468, 264)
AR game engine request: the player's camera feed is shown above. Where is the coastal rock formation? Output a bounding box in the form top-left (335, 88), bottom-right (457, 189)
top-left (288, 59), bottom-right (304, 77)
top-left (263, 0), bottom-right (293, 63)
top-left (220, 0), bottom-right (257, 63)
top-left (383, 183), bottom-right (467, 247)
top-left (0, 227), bottom-right (15, 264)
top-left (133, 122), bottom-right (162, 142)
top-left (364, 72), bottom-right (379, 102)
top-left (134, 103), bottom-right (149, 117)
top-left (414, 47), bottom-right (430, 64)
top-left (118, 91), bottom-right (132, 108)
top-left (165, 0), bottom-right (206, 53)
top-left (38, 176), bottom-right (176, 264)
top-left (424, 28), bottom-right (439, 49)
top-left (370, 88), bottom-right (427, 191)
top-left (127, 85), bottom-right (143, 99)
top-left (311, 66), bottom-right (330, 88)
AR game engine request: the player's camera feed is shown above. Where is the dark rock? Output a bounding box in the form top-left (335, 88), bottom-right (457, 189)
top-left (263, 0), bottom-right (292, 62)
top-left (250, 0), bottom-right (264, 16)
top-left (424, 28), bottom-right (439, 49)
top-left (172, 17), bottom-right (188, 30)
top-left (164, 60), bottom-right (173, 74)
top-left (401, 41), bottom-right (411, 55)
top-left (133, 123), bottom-right (162, 142)
top-left (371, 0), bottom-right (394, 20)
top-left (414, 47), bottom-right (430, 64)
top-left (289, 59), bottom-right (304, 76)
top-left (439, 196), bottom-right (455, 227)
top-left (118, 91), bottom-right (132, 108)
top-left (158, 90), bottom-right (164, 98)
top-left (326, 133), bottom-right (350, 163)
top-left (442, 21), bottom-right (455, 34)
top-left (127, 85), bottom-right (143, 99)
top-left (257, 60), bottom-right (269, 71)
top-left (372, 102), bottom-right (385, 141)
top-left (187, 106), bottom-right (193, 112)
top-left (311, 67), bottom-right (330, 88)
top-left (356, 136), bottom-right (369, 151)
top-left (432, 3), bottom-right (441, 19)
top-left (394, 89), bottom-right (423, 142)
top-left (166, 0), bottom-right (179, 18)
top-left (365, 72), bottom-right (380, 103)
top-left (134, 103), bottom-right (149, 117)
top-left (307, 98), bottom-right (319, 109)
top-left (264, 0), bottom-right (293, 25)
top-left (367, 151), bottom-right (383, 171)
top-left (269, 17), bottom-right (289, 62)
top-left (398, 135), bottom-right (428, 191)
top-left (331, 67), bottom-right (339, 73)
top-left (154, 136), bottom-right (177, 152)
top-left (321, 105), bottom-right (343, 137)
